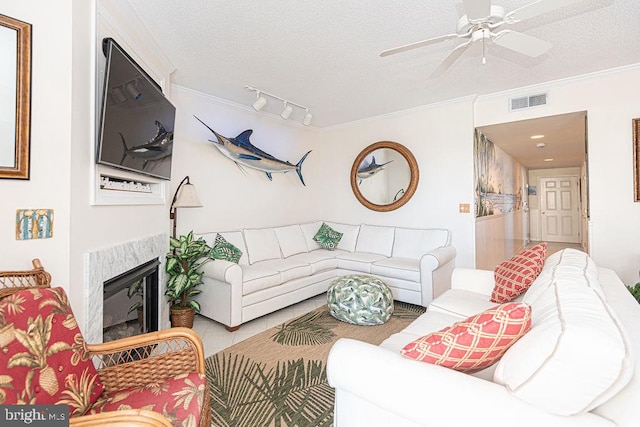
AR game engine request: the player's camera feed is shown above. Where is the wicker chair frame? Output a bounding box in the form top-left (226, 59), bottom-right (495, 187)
top-left (0, 259), bottom-right (212, 427)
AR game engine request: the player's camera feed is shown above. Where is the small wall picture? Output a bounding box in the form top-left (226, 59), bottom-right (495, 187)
top-left (528, 186), bottom-right (537, 196)
top-left (16, 209), bottom-right (54, 240)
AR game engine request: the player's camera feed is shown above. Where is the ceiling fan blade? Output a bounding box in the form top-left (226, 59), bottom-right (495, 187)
top-left (506, 0), bottom-right (584, 23)
top-left (492, 30), bottom-right (552, 57)
top-left (429, 40), bottom-right (472, 78)
top-left (463, 0), bottom-right (492, 21)
top-left (380, 33), bottom-right (460, 57)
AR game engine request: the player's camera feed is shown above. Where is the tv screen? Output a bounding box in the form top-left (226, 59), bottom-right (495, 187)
top-left (97, 38), bottom-right (175, 180)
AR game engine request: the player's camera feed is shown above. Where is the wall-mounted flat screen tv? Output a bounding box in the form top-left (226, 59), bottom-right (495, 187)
top-left (97, 38), bottom-right (175, 180)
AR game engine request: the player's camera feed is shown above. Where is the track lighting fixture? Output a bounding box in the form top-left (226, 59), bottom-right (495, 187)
top-left (126, 81), bottom-right (142, 99)
top-left (252, 91), bottom-right (267, 111)
top-left (280, 102), bottom-right (293, 120)
top-left (303, 110), bottom-right (313, 126)
top-left (245, 85), bottom-right (312, 126)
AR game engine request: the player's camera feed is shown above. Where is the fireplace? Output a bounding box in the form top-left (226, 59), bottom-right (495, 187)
top-left (103, 259), bottom-right (159, 343)
top-left (84, 233), bottom-right (169, 344)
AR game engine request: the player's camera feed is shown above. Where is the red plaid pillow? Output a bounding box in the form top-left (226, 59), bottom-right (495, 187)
top-left (491, 243), bottom-right (547, 303)
top-left (0, 287), bottom-right (104, 416)
top-left (401, 302), bottom-right (531, 373)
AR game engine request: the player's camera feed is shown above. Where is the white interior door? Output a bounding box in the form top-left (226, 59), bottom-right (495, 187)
top-left (540, 176), bottom-right (581, 243)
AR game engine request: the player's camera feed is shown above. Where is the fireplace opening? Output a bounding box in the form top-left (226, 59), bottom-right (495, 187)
top-left (103, 258), bottom-right (159, 343)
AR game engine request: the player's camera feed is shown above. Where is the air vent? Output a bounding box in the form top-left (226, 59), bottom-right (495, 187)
top-left (509, 92), bottom-right (548, 111)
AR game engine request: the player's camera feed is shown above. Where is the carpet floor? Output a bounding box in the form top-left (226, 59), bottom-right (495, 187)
top-left (204, 302), bottom-right (425, 427)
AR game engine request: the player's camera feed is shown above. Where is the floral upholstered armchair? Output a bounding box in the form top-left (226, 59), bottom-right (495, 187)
top-left (0, 259), bottom-right (211, 427)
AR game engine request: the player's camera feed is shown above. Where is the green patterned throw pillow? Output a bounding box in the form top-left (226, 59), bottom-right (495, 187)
top-left (313, 223), bottom-right (343, 250)
top-left (210, 233), bottom-right (242, 263)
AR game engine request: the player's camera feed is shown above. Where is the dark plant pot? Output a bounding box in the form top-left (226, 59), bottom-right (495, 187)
top-left (170, 306), bottom-right (195, 328)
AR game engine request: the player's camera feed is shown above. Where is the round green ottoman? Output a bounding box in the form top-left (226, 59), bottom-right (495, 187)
top-left (327, 274), bottom-right (394, 325)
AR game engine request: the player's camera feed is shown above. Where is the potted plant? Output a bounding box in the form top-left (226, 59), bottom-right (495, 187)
top-left (626, 282), bottom-right (640, 304)
top-left (165, 231), bottom-right (215, 328)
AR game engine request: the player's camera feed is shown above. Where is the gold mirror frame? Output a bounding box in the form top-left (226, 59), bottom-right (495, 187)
top-left (350, 141), bottom-right (419, 212)
top-left (0, 14), bottom-right (31, 180)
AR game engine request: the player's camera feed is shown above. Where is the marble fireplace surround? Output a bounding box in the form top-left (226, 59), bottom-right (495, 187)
top-left (83, 233), bottom-right (169, 343)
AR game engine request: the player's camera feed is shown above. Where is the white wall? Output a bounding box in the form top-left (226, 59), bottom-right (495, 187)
top-left (170, 86), bottom-right (323, 235)
top-left (0, 1), bottom-right (74, 286)
top-left (320, 99), bottom-right (477, 268)
top-left (476, 65), bottom-right (640, 284)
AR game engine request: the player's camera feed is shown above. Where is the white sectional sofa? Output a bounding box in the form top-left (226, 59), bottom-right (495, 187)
top-left (327, 248), bottom-right (640, 427)
top-left (195, 221), bottom-right (456, 330)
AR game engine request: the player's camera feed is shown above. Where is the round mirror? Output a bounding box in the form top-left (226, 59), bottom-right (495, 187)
top-left (350, 141), bottom-right (419, 212)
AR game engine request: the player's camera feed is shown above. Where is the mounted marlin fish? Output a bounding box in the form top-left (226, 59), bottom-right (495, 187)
top-left (357, 156), bottom-right (393, 184)
top-left (194, 116), bottom-right (311, 186)
top-left (119, 120), bottom-right (173, 169)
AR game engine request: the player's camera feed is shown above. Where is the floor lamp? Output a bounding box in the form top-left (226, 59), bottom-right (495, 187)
top-left (170, 176), bottom-right (202, 238)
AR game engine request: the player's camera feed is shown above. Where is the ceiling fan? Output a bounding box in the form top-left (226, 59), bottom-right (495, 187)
top-left (380, 0), bottom-right (583, 77)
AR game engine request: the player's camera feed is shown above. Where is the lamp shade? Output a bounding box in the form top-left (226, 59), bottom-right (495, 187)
top-left (172, 183), bottom-right (202, 208)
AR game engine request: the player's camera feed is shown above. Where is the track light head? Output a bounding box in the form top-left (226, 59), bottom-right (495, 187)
top-left (252, 94), bottom-right (267, 111)
top-left (125, 81), bottom-right (142, 100)
top-left (280, 102), bottom-right (293, 120)
top-left (303, 110), bottom-right (313, 126)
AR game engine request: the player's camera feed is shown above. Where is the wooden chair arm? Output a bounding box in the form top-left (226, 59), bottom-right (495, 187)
top-left (0, 258), bottom-right (51, 298)
top-left (70, 409), bottom-right (172, 426)
top-left (87, 327), bottom-right (206, 392)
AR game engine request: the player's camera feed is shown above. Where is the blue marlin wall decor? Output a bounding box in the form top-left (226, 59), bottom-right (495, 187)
top-left (195, 116), bottom-right (311, 186)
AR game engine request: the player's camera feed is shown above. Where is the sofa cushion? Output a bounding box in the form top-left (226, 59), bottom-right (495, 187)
top-left (355, 224), bottom-right (394, 256)
top-left (401, 302), bottom-right (531, 373)
top-left (240, 264), bottom-right (281, 295)
top-left (210, 233), bottom-right (243, 264)
top-left (88, 372), bottom-right (206, 426)
top-left (392, 228), bottom-right (449, 259)
top-left (325, 222), bottom-right (360, 252)
top-left (273, 225), bottom-right (308, 258)
top-left (428, 289), bottom-right (496, 319)
top-left (371, 257), bottom-right (420, 282)
top-left (494, 249), bottom-right (633, 416)
top-left (0, 287), bottom-right (104, 416)
top-left (300, 221), bottom-right (323, 251)
top-left (491, 244), bottom-right (546, 303)
top-left (287, 250), bottom-right (342, 274)
top-left (258, 258), bottom-right (313, 283)
top-left (244, 228), bottom-right (282, 264)
top-left (313, 223), bottom-right (343, 250)
top-left (336, 252), bottom-right (388, 274)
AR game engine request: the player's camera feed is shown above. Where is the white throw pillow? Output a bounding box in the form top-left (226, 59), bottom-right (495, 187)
top-left (243, 228), bottom-right (282, 264)
top-left (392, 228), bottom-right (449, 259)
top-left (273, 225), bottom-right (308, 258)
top-left (324, 222), bottom-right (360, 252)
top-left (494, 255), bottom-right (633, 416)
top-left (355, 224), bottom-right (394, 256)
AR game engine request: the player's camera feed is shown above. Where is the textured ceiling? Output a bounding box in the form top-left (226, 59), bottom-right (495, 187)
top-left (128, 0), bottom-right (639, 130)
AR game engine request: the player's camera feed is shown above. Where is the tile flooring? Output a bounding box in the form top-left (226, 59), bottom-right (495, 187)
top-left (527, 241), bottom-right (584, 258)
top-left (192, 294), bottom-right (327, 357)
top-left (193, 241), bottom-right (584, 357)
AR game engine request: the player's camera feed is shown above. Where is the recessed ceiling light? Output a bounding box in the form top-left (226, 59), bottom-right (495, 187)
top-left (530, 134), bottom-right (545, 139)
top-left (544, 158), bottom-right (554, 162)
top-left (536, 142), bottom-right (546, 148)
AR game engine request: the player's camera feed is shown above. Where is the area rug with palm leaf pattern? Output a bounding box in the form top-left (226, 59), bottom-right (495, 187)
top-left (204, 301), bottom-right (425, 427)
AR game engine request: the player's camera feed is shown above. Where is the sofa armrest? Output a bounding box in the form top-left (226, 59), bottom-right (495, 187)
top-left (451, 267), bottom-right (495, 296)
top-left (327, 339), bottom-right (613, 427)
top-left (420, 245), bottom-right (456, 303)
top-left (201, 258), bottom-right (242, 283)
